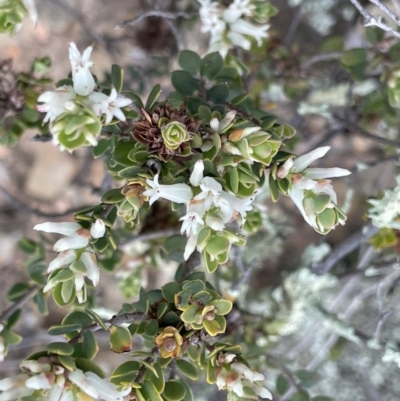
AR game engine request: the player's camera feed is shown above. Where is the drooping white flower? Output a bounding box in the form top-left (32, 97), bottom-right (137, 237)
top-left (216, 361), bottom-right (272, 400)
top-left (36, 86), bottom-right (76, 123)
top-left (143, 174), bottom-right (193, 206)
top-left (69, 42), bottom-right (96, 96)
top-left (210, 110), bottom-right (237, 133)
top-left (34, 219), bottom-right (105, 252)
top-left (230, 18), bottom-right (269, 47)
top-left (223, 0), bottom-right (255, 23)
top-left (21, 0), bottom-right (38, 26)
top-left (87, 88), bottom-right (131, 124)
top-left (277, 147), bottom-right (350, 232)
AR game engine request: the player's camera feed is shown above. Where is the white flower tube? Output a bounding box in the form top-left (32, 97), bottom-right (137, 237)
top-left (69, 42), bottom-right (96, 96)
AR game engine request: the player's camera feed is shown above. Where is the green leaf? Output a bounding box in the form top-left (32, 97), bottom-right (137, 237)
top-left (109, 326), bottom-right (132, 353)
top-left (145, 320), bottom-right (158, 337)
top-left (85, 309), bottom-right (109, 331)
top-left (111, 64), bottom-right (124, 93)
top-left (276, 374), bottom-right (289, 395)
top-left (75, 358), bottom-right (105, 378)
top-left (203, 319), bottom-right (220, 336)
top-left (176, 359), bottom-right (199, 380)
top-left (145, 362), bottom-right (165, 393)
top-left (145, 84), bottom-right (162, 110)
top-left (48, 324), bottom-right (82, 336)
top-left (340, 48), bottom-right (367, 66)
top-left (17, 238), bottom-right (37, 254)
top-left (163, 381), bottom-right (186, 401)
top-left (7, 283), bottom-right (30, 302)
top-left (1, 328), bottom-right (22, 345)
top-left (93, 139), bottom-right (110, 158)
top-left (63, 311), bottom-right (93, 328)
top-left (180, 305), bottom-right (199, 323)
top-left (207, 84), bottom-right (230, 103)
top-left (178, 379), bottom-right (194, 401)
top-left (142, 380), bottom-right (163, 401)
top-left (101, 188), bottom-right (125, 204)
top-left (291, 390), bottom-right (310, 401)
top-left (82, 331), bottom-right (99, 360)
top-left (46, 342), bottom-right (74, 356)
top-left (205, 236), bottom-right (230, 256)
top-left (171, 71), bottom-right (199, 97)
top-left (161, 282), bottom-right (182, 303)
top-left (212, 299), bottom-right (232, 315)
top-left (314, 194), bottom-right (331, 213)
top-left (110, 361), bottom-right (140, 385)
top-left (57, 355), bottom-right (76, 371)
top-left (295, 370), bottom-right (321, 388)
top-left (178, 50), bottom-right (201, 76)
top-left (201, 52), bottom-right (223, 79)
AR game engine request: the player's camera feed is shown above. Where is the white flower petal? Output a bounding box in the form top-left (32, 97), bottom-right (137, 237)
top-left (69, 370), bottom-right (99, 399)
top-left (25, 373), bottom-right (51, 390)
top-left (90, 219), bottom-right (106, 238)
top-left (81, 252), bottom-right (100, 286)
top-left (49, 385), bottom-right (63, 401)
top-left (190, 160), bottom-right (205, 186)
top-left (33, 222), bottom-right (81, 236)
top-left (292, 146), bottom-right (330, 172)
top-left (48, 250), bottom-right (77, 273)
top-left (184, 233), bottom-right (198, 261)
top-left (288, 186), bottom-right (314, 228)
top-left (53, 234), bottom-right (89, 252)
top-left (305, 167), bottom-right (351, 180)
top-left (85, 372), bottom-right (129, 401)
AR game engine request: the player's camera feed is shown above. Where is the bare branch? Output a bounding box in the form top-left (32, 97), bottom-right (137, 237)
top-left (312, 223), bottom-right (379, 275)
top-left (68, 312), bottom-right (149, 346)
top-left (368, 0), bottom-right (400, 25)
top-left (348, 0), bottom-right (400, 39)
top-left (115, 10), bottom-right (196, 29)
top-left (301, 52), bottom-right (343, 69)
top-left (0, 186), bottom-right (92, 218)
top-left (0, 287), bottom-right (38, 323)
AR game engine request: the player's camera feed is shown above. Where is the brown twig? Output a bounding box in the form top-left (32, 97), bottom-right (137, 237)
top-left (179, 251), bottom-right (202, 282)
top-left (0, 287), bottom-right (38, 323)
top-left (134, 346), bottom-right (159, 383)
top-left (116, 10), bottom-right (196, 29)
top-left (68, 312), bottom-right (149, 346)
top-left (0, 186), bottom-right (92, 218)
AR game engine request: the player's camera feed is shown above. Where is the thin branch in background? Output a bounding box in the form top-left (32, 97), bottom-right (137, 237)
top-left (0, 287), bottom-right (38, 323)
top-left (267, 354), bottom-right (301, 393)
top-left (374, 281), bottom-right (394, 341)
top-left (312, 223), bottom-right (379, 275)
top-left (163, 18), bottom-right (185, 51)
top-left (348, 0), bottom-right (400, 39)
top-left (68, 312), bottom-right (149, 346)
top-left (115, 10), bottom-right (196, 29)
top-left (368, 0), bottom-right (400, 25)
top-left (301, 52), bottom-right (343, 69)
top-left (284, 7), bottom-right (303, 47)
top-left (0, 186), bottom-right (92, 218)
top-left (180, 251), bottom-right (202, 282)
top-left (231, 247), bottom-right (258, 291)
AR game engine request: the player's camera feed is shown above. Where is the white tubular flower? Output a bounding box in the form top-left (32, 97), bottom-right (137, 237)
top-left (216, 362), bottom-right (272, 400)
top-left (223, 0), bottom-right (254, 23)
top-left (21, 0), bottom-right (38, 26)
top-left (87, 88), bottom-right (131, 124)
top-left (36, 86), bottom-right (76, 123)
top-left (277, 147), bottom-right (350, 233)
top-left (34, 220), bottom-right (105, 252)
top-left (218, 191), bottom-right (256, 225)
top-left (210, 110), bottom-right (237, 133)
top-left (90, 218), bottom-right (106, 238)
top-left (143, 174), bottom-right (193, 206)
top-left (69, 42), bottom-right (96, 96)
top-left (230, 18), bottom-right (269, 47)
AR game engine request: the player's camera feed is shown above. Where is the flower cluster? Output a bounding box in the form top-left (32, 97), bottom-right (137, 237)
top-left (0, 0), bottom-right (37, 35)
top-left (215, 353), bottom-right (272, 400)
top-left (34, 219), bottom-right (106, 303)
top-left (368, 174), bottom-right (400, 230)
top-left (0, 357), bottom-right (129, 400)
top-left (36, 43), bottom-right (131, 151)
top-left (271, 146), bottom-right (351, 234)
top-left (143, 160), bottom-right (252, 271)
top-left (197, 0), bottom-right (275, 57)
